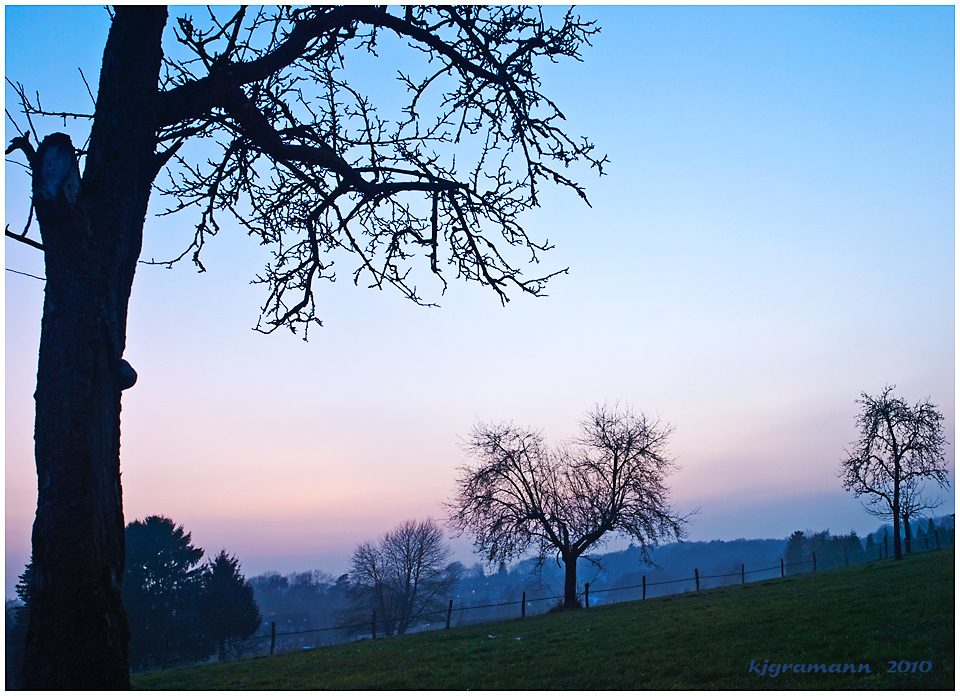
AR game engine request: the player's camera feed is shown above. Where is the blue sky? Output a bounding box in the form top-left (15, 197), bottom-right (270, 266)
top-left (4, 5), bottom-right (955, 599)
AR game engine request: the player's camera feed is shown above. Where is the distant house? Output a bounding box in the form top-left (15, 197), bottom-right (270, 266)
top-left (265, 612), bottom-right (314, 650)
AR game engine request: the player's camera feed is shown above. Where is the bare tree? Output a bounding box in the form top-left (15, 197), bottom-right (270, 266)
top-left (347, 519), bottom-right (459, 636)
top-left (6, 7), bottom-right (603, 687)
top-left (839, 385), bottom-right (950, 561)
top-left (897, 475), bottom-right (945, 555)
top-left (447, 403), bottom-right (689, 610)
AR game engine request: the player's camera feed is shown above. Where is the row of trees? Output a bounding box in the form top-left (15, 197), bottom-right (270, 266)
top-left (864, 517), bottom-right (955, 557)
top-left (782, 530), bottom-right (864, 573)
top-left (123, 516), bottom-right (261, 669)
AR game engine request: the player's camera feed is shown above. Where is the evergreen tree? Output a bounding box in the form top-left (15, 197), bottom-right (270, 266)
top-left (5, 561), bottom-right (33, 689)
top-left (198, 551), bottom-right (261, 661)
top-left (783, 531), bottom-right (806, 573)
top-left (123, 516), bottom-right (206, 670)
top-left (840, 531), bottom-right (864, 566)
top-left (925, 518), bottom-right (938, 549)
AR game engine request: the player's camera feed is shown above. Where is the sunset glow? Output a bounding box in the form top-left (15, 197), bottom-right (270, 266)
top-left (5, 5), bottom-right (954, 597)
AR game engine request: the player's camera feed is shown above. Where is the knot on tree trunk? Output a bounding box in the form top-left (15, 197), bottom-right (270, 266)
top-left (119, 359), bottom-right (137, 391)
top-left (34, 133), bottom-right (81, 208)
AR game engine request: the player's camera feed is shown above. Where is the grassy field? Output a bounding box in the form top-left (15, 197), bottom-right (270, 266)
top-left (135, 548), bottom-right (954, 690)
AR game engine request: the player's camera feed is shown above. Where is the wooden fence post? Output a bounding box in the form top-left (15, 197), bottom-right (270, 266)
top-left (741, 563), bottom-right (745, 584)
top-left (812, 551), bottom-right (817, 572)
top-left (521, 591), bottom-right (526, 618)
top-left (446, 599), bottom-right (453, 629)
top-left (270, 621), bottom-right (276, 655)
top-left (372, 611), bottom-right (377, 640)
top-left (780, 558), bottom-right (784, 577)
top-left (642, 576), bottom-right (646, 600)
top-left (694, 568), bottom-right (699, 592)
top-left (584, 583), bottom-right (590, 608)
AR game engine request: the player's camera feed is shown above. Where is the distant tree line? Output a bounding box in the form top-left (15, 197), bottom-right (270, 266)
top-left (10, 512), bottom-right (948, 685)
top-left (250, 519), bottom-right (461, 644)
top-left (782, 530), bottom-right (864, 573)
top-left (781, 517), bottom-right (955, 576)
top-left (864, 517), bottom-right (955, 558)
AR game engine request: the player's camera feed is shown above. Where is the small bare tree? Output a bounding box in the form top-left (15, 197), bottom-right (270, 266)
top-left (447, 403), bottom-right (689, 609)
top-left (347, 519), bottom-right (459, 636)
top-left (896, 474), bottom-right (945, 555)
top-left (839, 385), bottom-right (950, 560)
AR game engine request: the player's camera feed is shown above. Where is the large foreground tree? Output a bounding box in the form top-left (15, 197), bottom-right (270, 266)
top-left (6, 6), bottom-right (603, 688)
top-left (839, 385), bottom-right (950, 561)
top-left (447, 404), bottom-right (689, 609)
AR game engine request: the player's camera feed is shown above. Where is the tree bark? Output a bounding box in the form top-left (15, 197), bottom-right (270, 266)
top-left (902, 512), bottom-right (912, 555)
top-left (23, 7), bottom-right (166, 689)
top-left (562, 555), bottom-right (580, 609)
top-left (892, 465), bottom-right (902, 560)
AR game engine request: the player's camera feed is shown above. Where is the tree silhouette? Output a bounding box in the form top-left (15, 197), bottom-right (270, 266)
top-left (783, 531), bottom-right (806, 574)
top-left (839, 385), bottom-right (950, 561)
top-left (897, 476), bottom-right (945, 554)
top-left (5, 561), bottom-right (33, 689)
top-left (198, 550), bottom-right (261, 662)
top-left (447, 403), bottom-right (689, 609)
top-left (6, 6), bottom-right (603, 687)
top-left (347, 518), bottom-right (459, 636)
top-left (123, 516), bottom-right (206, 671)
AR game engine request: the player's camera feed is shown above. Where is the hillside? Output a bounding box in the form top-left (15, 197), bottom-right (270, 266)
top-left (134, 548), bottom-right (954, 690)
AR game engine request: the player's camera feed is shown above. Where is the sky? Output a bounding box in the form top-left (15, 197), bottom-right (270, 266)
top-left (4, 5), bottom-right (955, 599)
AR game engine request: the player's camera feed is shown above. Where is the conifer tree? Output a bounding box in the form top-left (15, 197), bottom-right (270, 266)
top-left (198, 551), bottom-right (262, 661)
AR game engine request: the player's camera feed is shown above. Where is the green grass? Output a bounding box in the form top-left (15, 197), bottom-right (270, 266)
top-left (134, 549), bottom-right (954, 690)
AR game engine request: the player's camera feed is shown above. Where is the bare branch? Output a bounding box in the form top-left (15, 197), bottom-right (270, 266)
top-left (5, 221), bottom-right (43, 251)
top-left (147, 6), bottom-right (604, 333)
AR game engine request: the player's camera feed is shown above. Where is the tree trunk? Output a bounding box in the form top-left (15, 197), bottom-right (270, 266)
top-left (23, 7), bottom-right (166, 689)
top-left (902, 512), bottom-right (912, 555)
top-left (562, 555), bottom-right (580, 609)
top-left (892, 468), bottom-right (902, 560)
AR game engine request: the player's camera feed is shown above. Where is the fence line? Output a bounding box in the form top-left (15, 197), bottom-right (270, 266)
top-left (140, 529), bottom-right (953, 671)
